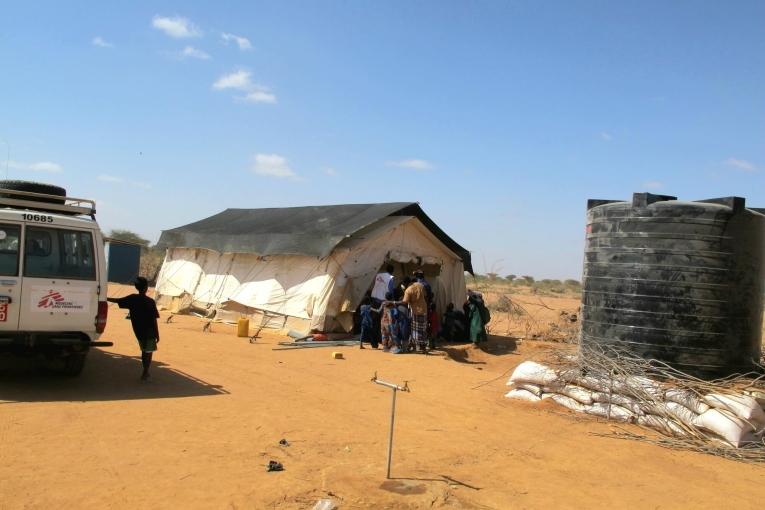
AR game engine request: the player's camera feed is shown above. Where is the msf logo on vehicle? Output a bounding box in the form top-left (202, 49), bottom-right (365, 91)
top-left (38, 290), bottom-right (65, 308)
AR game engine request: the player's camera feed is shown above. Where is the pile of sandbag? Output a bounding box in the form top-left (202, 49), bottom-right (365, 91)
top-left (506, 360), bottom-right (765, 448)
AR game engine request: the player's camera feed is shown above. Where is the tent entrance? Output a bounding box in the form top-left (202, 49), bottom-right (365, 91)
top-left (388, 260), bottom-right (441, 282)
top-left (384, 259), bottom-right (441, 292)
top-left (369, 259), bottom-right (442, 301)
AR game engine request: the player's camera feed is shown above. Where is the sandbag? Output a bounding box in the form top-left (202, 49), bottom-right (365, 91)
top-left (505, 388), bottom-right (542, 402)
top-left (565, 372), bottom-right (613, 393)
top-left (512, 383), bottom-right (543, 396)
top-left (613, 375), bottom-right (664, 398)
top-left (591, 391), bottom-right (643, 415)
top-left (692, 408), bottom-right (757, 447)
top-left (744, 388), bottom-right (765, 407)
top-left (664, 401), bottom-right (698, 427)
top-left (585, 402), bottom-right (634, 423)
top-left (591, 391), bottom-right (636, 406)
top-left (566, 372), bottom-right (662, 398)
top-left (703, 393), bottom-right (765, 428)
top-left (508, 361), bottom-right (559, 387)
top-left (543, 384), bottom-right (593, 405)
top-left (551, 394), bottom-right (587, 412)
top-left (641, 402), bottom-right (697, 427)
top-left (664, 388), bottom-right (710, 415)
top-left (638, 414), bottom-right (688, 437)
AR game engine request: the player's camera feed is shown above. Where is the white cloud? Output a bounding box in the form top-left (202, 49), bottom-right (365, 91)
top-left (213, 70), bottom-right (277, 104)
top-left (92, 36), bottom-right (113, 48)
top-left (251, 154), bottom-right (297, 179)
top-left (221, 32), bottom-right (252, 50)
top-left (724, 157), bottom-right (757, 172)
top-left (97, 174), bottom-right (124, 183)
top-left (643, 180), bottom-right (663, 190)
top-left (387, 159), bottom-right (434, 171)
top-left (132, 181), bottom-right (152, 190)
top-left (213, 70), bottom-right (253, 90)
top-left (152, 15), bottom-right (202, 38)
top-left (600, 132), bottom-right (613, 142)
top-left (97, 174), bottom-right (152, 189)
top-left (181, 46), bottom-right (211, 60)
top-left (239, 88), bottom-right (276, 104)
top-left (8, 160), bottom-right (63, 173)
top-left (29, 161), bottom-right (63, 173)
top-left (324, 167), bottom-right (338, 176)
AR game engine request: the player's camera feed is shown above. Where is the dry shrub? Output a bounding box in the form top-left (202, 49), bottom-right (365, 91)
top-left (140, 248), bottom-right (165, 284)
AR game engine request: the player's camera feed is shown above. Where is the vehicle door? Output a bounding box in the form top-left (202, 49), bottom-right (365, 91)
top-left (19, 222), bottom-right (99, 333)
top-left (0, 221), bottom-right (23, 331)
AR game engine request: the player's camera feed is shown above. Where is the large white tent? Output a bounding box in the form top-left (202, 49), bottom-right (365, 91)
top-left (154, 203), bottom-right (472, 332)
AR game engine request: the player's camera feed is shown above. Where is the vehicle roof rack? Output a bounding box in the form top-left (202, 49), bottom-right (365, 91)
top-left (0, 188), bottom-right (96, 217)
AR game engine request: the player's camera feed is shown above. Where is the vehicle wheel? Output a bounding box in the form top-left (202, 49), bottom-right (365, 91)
top-left (62, 352), bottom-right (87, 377)
top-left (0, 180), bottom-right (67, 204)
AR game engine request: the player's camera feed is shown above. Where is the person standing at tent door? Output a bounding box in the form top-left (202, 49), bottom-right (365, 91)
top-left (414, 270), bottom-right (434, 347)
top-left (370, 264), bottom-right (396, 347)
top-left (393, 278), bottom-right (412, 352)
top-left (371, 264), bottom-right (396, 302)
top-left (380, 292), bottom-right (396, 352)
top-left (414, 270), bottom-right (433, 305)
top-left (359, 296), bottom-right (382, 349)
top-left (107, 276), bottom-right (160, 381)
top-left (396, 277), bottom-right (429, 353)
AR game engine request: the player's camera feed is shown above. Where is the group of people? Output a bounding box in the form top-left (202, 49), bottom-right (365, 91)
top-left (358, 265), bottom-right (490, 354)
top-left (112, 267), bottom-right (491, 381)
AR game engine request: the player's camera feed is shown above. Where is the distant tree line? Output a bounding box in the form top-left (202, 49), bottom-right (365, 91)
top-left (467, 273), bottom-right (582, 294)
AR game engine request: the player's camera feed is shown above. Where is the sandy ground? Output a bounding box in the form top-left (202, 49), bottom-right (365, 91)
top-left (1, 287), bottom-right (764, 509)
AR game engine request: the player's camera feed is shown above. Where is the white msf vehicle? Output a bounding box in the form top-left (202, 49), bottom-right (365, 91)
top-left (0, 181), bottom-right (110, 376)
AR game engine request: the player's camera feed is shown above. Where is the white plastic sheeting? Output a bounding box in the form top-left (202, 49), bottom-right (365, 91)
top-left (155, 216), bottom-right (467, 331)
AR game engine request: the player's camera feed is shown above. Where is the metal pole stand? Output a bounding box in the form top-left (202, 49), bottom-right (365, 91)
top-left (370, 371), bottom-right (411, 479)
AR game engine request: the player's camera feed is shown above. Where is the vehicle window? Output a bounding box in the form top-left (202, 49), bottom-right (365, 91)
top-left (0, 224), bottom-right (21, 276)
top-left (26, 229), bottom-right (52, 257)
top-left (24, 227), bottom-right (96, 280)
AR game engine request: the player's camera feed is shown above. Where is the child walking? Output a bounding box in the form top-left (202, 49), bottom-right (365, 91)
top-left (107, 276), bottom-right (160, 381)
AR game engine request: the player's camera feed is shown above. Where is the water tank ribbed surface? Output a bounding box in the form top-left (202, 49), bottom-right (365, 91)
top-left (581, 193), bottom-right (765, 378)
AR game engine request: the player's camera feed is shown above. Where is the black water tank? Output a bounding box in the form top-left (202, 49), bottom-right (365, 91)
top-left (581, 193), bottom-right (765, 378)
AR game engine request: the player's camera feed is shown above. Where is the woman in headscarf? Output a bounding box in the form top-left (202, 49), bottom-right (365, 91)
top-left (465, 290), bottom-right (489, 346)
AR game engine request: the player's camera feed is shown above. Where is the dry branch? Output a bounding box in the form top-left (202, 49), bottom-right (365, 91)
top-left (537, 345), bottom-right (765, 462)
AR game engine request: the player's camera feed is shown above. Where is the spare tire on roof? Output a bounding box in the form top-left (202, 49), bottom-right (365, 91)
top-left (0, 180), bottom-right (67, 205)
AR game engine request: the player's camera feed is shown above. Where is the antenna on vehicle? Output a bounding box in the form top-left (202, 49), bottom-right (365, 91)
top-left (0, 138), bottom-right (9, 180)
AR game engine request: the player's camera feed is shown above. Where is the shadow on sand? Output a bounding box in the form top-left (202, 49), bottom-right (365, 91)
top-left (438, 334), bottom-right (519, 364)
top-left (382, 475), bottom-right (482, 493)
top-left (0, 349), bottom-right (228, 403)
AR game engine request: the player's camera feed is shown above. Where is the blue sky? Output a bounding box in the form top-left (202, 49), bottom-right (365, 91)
top-left (1, 1), bottom-right (763, 279)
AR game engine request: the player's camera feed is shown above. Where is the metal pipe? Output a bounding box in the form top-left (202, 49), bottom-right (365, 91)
top-left (370, 372), bottom-right (410, 479)
top-left (387, 387), bottom-right (397, 479)
top-left (374, 379), bottom-right (405, 391)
